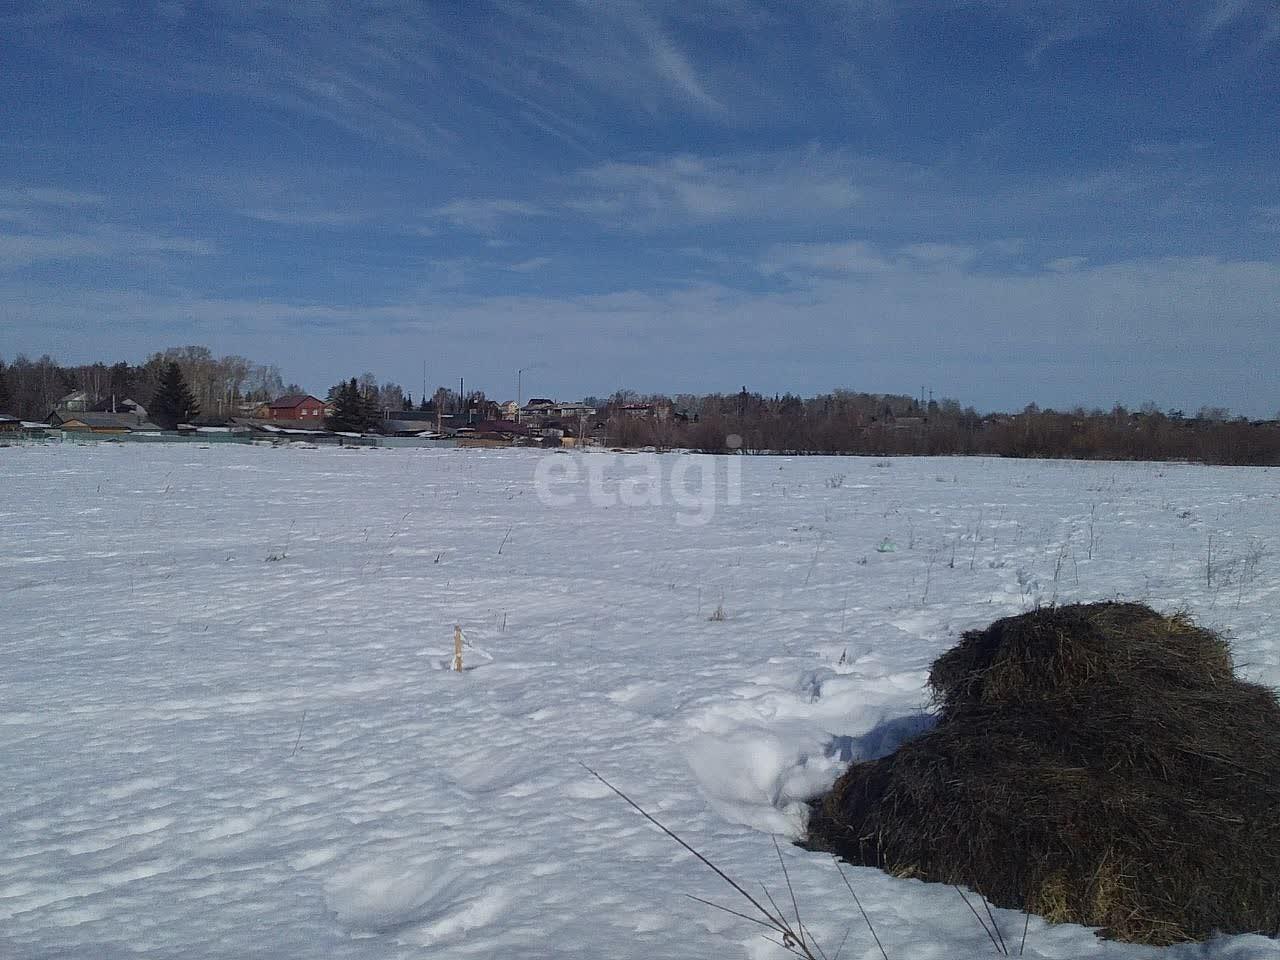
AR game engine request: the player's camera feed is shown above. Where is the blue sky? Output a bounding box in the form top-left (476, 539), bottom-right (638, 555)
top-left (1, 1), bottom-right (1277, 414)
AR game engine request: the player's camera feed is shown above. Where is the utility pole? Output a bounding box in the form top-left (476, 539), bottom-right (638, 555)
top-left (514, 363), bottom-right (547, 425)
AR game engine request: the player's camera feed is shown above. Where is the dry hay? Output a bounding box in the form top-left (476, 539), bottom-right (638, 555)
top-left (805, 602), bottom-right (1280, 944)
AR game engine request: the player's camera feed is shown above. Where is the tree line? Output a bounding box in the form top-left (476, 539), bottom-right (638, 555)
top-left (0, 347), bottom-right (299, 422)
top-left (603, 389), bottom-right (1280, 466)
top-left (2, 348), bottom-right (1277, 465)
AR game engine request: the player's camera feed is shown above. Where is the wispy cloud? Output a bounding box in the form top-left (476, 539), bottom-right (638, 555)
top-left (899, 243), bottom-right (979, 267)
top-left (1254, 205), bottom-right (1280, 233)
top-left (569, 150), bottom-right (860, 228)
top-left (1130, 139), bottom-right (1209, 156)
top-left (0, 186), bottom-right (107, 207)
top-left (1204, 0), bottom-right (1253, 37)
top-left (432, 199), bottom-right (546, 235)
top-left (1201, 0), bottom-right (1280, 51)
top-left (0, 225), bottom-right (212, 268)
top-left (759, 241), bottom-right (893, 277)
top-left (506, 256), bottom-right (551, 273)
top-left (236, 207), bottom-right (370, 228)
top-left (759, 239), bottom-right (979, 279)
top-left (1046, 255), bottom-right (1088, 272)
top-left (23, 0), bottom-right (744, 161)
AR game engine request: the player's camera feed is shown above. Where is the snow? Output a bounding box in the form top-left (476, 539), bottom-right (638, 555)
top-left (2, 443), bottom-right (1278, 959)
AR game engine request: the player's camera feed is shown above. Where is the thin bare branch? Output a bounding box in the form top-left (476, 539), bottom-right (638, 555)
top-left (982, 893), bottom-right (1009, 955)
top-left (773, 835), bottom-right (807, 950)
top-left (685, 894), bottom-right (775, 931)
top-left (578, 763), bottom-right (786, 930)
top-left (955, 886), bottom-right (1003, 954)
top-left (829, 925), bottom-right (852, 960)
top-left (760, 883), bottom-right (789, 933)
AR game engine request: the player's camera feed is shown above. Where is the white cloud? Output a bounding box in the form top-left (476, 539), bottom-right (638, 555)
top-left (1130, 139), bottom-right (1208, 156)
top-left (759, 239), bottom-right (977, 278)
top-left (1254, 205), bottom-right (1280, 233)
top-left (8, 252), bottom-right (1280, 415)
top-left (900, 243), bottom-right (978, 267)
top-left (432, 199), bottom-right (545, 235)
top-left (646, 32), bottom-right (725, 114)
top-left (1204, 0), bottom-right (1252, 37)
top-left (236, 208), bottom-right (368, 227)
top-left (0, 226), bottom-right (212, 268)
top-left (1046, 255), bottom-right (1088, 272)
top-left (759, 241), bottom-right (893, 277)
top-left (506, 257), bottom-right (551, 273)
top-left (1200, 0), bottom-right (1280, 51)
top-left (570, 151), bottom-right (860, 228)
top-left (0, 186), bottom-right (106, 207)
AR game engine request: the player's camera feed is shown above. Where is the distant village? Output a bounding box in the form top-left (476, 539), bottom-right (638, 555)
top-left (0, 388), bottom-right (670, 449)
top-left (2, 348), bottom-right (1278, 465)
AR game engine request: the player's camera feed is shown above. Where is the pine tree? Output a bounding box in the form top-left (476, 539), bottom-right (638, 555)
top-left (150, 361), bottom-right (199, 429)
top-left (326, 378), bottom-right (373, 433)
top-left (0, 363), bottom-right (13, 415)
top-left (325, 379), bottom-right (354, 432)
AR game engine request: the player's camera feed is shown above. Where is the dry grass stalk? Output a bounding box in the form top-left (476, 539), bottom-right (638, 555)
top-left (580, 762), bottom-right (887, 959)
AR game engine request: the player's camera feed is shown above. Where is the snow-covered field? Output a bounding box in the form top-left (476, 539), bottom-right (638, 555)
top-left (3, 443), bottom-right (1278, 960)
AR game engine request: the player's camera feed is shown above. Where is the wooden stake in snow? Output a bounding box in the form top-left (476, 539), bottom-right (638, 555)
top-left (453, 624), bottom-right (464, 672)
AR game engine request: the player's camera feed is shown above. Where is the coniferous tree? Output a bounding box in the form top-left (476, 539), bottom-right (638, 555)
top-left (150, 361), bottom-right (199, 429)
top-left (326, 378), bottom-right (378, 433)
top-left (325, 379), bottom-right (357, 432)
top-left (0, 363), bottom-right (13, 415)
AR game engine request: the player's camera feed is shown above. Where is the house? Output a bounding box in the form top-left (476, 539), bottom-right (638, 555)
top-left (518, 399), bottom-right (597, 426)
top-left (47, 410), bottom-right (162, 433)
top-left (92, 397), bottom-right (148, 418)
top-left (457, 419), bottom-right (542, 447)
top-left (56, 390), bottom-right (93, 412)
top-left (0, 415), bottom-right (49, 439)
top-left (470, 419), bottom-right (536, 440)
top-left (383, 419), bottom-right (443, 438)
top-left (185, 415), bottom-right (252, 434)
top-left (257, 394), bottom-right (327, 422)
top-left (615, 400), bottom-right (671, 421)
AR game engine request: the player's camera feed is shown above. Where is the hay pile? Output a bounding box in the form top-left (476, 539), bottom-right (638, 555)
top-left (805, 602), bottom-right (1280, 944)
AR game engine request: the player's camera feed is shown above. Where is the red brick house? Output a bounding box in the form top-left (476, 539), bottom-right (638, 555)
top-left (258, 394), bottom-right (327, 422)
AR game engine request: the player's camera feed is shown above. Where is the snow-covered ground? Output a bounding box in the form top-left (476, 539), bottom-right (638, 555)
top-left (3, 443), bottom-right (1278, 959)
